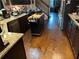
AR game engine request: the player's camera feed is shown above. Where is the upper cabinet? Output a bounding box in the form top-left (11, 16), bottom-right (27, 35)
top-left (11, 0), bottom-right (30, 5)
top-left (70, 0), bottom-right (79, 12)
top-left (1, 0), bottom-right (36, 12)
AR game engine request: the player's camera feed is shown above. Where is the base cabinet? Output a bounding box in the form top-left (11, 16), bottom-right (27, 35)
top-left (70, 22), bottom-right (79, 59)
top-left (7, 20), bottom-right (21, 33)
top-left (7, 16), bottom-right (30, 33)
top-left (2, 38), bottom-right (26, 59)
top-left (63, 15), bottom-right (79, 59)
top-left (30, 15), bottom-right (44, 35)
top-left (19, 16), bottom-right (30, 33)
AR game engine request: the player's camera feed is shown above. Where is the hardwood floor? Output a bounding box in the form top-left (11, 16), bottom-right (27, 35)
top-left (23, 13), bottom-right (75, 59)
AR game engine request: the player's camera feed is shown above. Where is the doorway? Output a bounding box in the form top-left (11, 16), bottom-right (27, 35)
top-left (50, 0), bottom-right (54, 12)
top-left (50, 0), bottom-right (61, 12)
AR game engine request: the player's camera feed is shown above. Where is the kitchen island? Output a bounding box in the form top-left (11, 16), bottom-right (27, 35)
top-left (0, 32), bottom-right (26, 59)
top-left (28, 13), bottom-right (44, 35)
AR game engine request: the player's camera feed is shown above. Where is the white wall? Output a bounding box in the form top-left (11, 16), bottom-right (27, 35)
top-left (36, 0), bottom-right (50, 15)
top-left (42, 0), bottom-right (50, 6)
top-left (50, 0), bottom-right (54, 8)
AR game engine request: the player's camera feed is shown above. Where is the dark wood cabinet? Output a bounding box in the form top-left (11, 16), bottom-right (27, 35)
top-left (69, 21), bottom-right (79, 58)
top-left (11, 0), bottom-right (30, 5)
top-left (7, 15), bottom-right (30, 33)
top-left (30, 15), bottom-right (44, 35)
top-left (62, 0), bottom-right (79, 58)
top-left (63, 15), bottom-right (79, 58)
top-left (7, 20), bottom-right (21, 33)
top-left (2, 38), bottom-right (26, 59)
top-left (19, 16), bottom-right (30, 33)
top-left (70, 0), bottom-right (79, 13)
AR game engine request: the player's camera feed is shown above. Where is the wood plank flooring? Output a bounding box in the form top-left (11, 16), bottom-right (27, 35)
top-left (23, 13), bottom-right (75, 59)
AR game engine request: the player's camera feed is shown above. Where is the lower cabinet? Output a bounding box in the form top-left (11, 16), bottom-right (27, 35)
top-left (7, 20), bottom-right (21, 33)
top-left (69, 21), bottom-right (79, 59)
top-left (63, 16), bottom-right (79, 59)
top-left (7, 16), bottom-right (30, 33)
top-left (19, 16), bottom-right (30, 33)
top-left (30, 15), bottom-right (44, 35)
top-left (2, 38), bottom-right (26, 59)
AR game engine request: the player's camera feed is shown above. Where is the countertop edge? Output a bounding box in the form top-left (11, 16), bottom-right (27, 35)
top-left (68, 14), bottom-right (79, 27)
top-left (0, 32), bottom-right (24, 58)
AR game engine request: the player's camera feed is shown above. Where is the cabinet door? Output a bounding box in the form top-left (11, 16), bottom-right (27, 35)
top-left (73, 26), bottom-right (79, 57)
top-left (19, 16), bottom-right (30, 33)
top-left (2, 38), bottom-right (26, 59)
top-left (7, 20), bottom-right (20, 33)
top-left (69, 21), bottom-right (79, 58)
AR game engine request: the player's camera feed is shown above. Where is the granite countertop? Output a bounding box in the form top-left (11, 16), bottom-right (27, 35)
top-left (0, 13), bottom-right (27, 24)
top-left (68, 13), bottom-right (79, 27)
top-left (28, 13), bottom-right (44, 22)
top-left (0, 32), bottom-right (24, 58)
top-left (0, 13), bottom-right (27, 35)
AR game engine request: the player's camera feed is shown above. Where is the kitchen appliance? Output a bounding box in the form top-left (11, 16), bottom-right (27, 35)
top-left (2, 9), bottom-right (10, 19)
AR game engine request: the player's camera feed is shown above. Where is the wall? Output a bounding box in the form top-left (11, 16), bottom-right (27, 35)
top-left (36, 0), bottom-right (50, 15)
